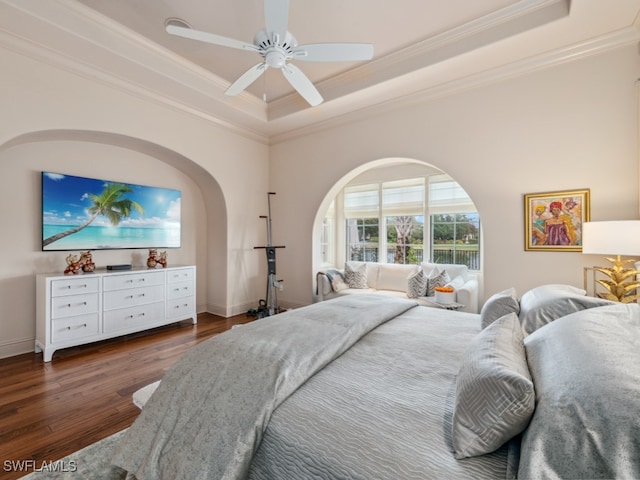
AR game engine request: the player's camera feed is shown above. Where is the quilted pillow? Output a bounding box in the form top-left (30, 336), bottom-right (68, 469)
top-left (452, 312), bottom-right (535, 459)
top-left (407, 268), bottom-right (427, 298)
top-left (426, 267), bottom-right (450, 296)
top-left (480, 287), bottom-right (520, 329)
top-left (518, 284), bottom-right (614, 335)
top-left (344, 262), bottom-right (368, 289)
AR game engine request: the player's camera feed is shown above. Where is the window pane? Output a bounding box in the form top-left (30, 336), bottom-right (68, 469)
top-left (320, 217), bottom-right (332, 264)
top-left (346, 217), bottom-right (378, 262)
top-left (430, 213), bottom-right (480, 270)
top-left (386, 215), bottom-right (424, 264)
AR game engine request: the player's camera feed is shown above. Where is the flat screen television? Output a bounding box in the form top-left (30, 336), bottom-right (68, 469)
top-left (41, 171), bottom-right (181, 251)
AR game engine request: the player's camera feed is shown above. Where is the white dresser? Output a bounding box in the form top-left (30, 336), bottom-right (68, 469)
top-left (36, 265), bottom-right (196, 362)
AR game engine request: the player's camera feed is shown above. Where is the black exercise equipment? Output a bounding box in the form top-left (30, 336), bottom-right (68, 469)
top-left (248, 192), bottom-right (284, 318)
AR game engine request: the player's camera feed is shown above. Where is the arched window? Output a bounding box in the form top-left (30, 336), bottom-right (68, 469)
top-left (322, 171), bottom-right (480, 270)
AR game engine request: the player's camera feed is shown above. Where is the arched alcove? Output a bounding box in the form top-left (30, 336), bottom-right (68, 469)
top-left (0, 129), bottom-right (228, 357)
top-left (312, 157), bottom-right (483, 297)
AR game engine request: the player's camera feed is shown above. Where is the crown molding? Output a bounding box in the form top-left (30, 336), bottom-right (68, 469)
top-left (267, 0), bottom-right (569, 120)
top-left (1, 0), bottom-right (638, 145)
top-left (268, 26), bottom-right (640, 144)
top-left (0, 0), bottom-right (270, 143)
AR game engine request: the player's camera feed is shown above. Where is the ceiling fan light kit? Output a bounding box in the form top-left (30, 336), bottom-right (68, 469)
top-left (165, 0), bottom-right (374, 106)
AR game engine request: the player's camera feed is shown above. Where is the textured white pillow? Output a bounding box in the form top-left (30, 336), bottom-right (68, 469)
top-left (480, 287), bottom-right (520, 329)
top-left (407, 268), bottom-right (427, 298)
top-left (344, 262), bottom-right (368, 289)
top-left (452, 312), bottom-right (535, 459)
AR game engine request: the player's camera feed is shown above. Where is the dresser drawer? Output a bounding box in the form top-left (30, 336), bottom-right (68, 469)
top-left (103, 302), bottom-right (165, 333)
top-left (103, 284), bottom-right (164, 311)
top-left (167, 268), bottom-right (194, 284)
top-left (166, 280), bottom-right (194, 300)
top-left (51, 314), bottom-right (99, 343)
top-left (166, 296), bottom-right (195, 319)
top-left (51, 293), bottom-right (99, 319)
top-left (103, 271), bottom-right (164, 291)
top-left (51, 277), bottom-right (100, 297)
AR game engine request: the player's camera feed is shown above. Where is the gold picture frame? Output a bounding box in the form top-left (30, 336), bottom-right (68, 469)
top-left (524, 188), bottom-right (590, 252)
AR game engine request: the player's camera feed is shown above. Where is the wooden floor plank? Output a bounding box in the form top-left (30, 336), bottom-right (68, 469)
top-left (0, 312), bottom-right (254, 480)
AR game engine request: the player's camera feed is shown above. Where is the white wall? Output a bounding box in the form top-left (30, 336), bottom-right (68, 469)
top-left (1, 30), bottom-right (638, 360)
top-left (0, 45), bottom-right (270, 358)
top-left (269, 44), bottom-right (640, 307)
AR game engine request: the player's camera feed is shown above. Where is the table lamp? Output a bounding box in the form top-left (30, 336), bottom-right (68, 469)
top-left (582, 220), bottom-right (640, 303)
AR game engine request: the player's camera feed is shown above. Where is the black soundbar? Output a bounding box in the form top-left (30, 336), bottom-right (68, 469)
top-left (107, 264), bottom-right (132, 271)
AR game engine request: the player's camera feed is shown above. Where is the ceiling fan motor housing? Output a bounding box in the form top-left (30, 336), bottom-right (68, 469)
top-left (254, 28), bottom-right (296, 68)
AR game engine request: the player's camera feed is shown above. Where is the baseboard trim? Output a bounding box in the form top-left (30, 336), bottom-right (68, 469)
top-left (0, 337), bottom-right (35, 360)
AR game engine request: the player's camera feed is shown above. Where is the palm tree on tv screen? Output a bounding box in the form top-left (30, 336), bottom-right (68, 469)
top-left (42, 183), bottom-right (144, 247)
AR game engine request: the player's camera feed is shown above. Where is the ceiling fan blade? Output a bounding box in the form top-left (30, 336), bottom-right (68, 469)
top-left (281, 63), bottom-right (323, 107)
top-left (293, 43), bottom-right (374, 62)
top-left (166, 23), bottom-right (257, 52)
top-left (225, 63), bottom-right (267, 96)
top-left (264, 0), bottom-right (289, 44)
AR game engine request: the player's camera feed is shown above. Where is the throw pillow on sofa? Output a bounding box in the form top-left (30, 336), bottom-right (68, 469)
top-left (344, 262), bottom-right (368, 289)
top-left (407, 268), bottom-right (428, 298)
top-left (426, 267), bottom-right (450, 296)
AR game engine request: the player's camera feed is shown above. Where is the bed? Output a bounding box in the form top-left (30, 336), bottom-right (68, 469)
top-left (111, 288), bottom-right (640, 480)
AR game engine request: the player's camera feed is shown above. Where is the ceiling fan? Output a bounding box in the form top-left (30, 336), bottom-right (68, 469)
top-left (165, 0), bottom-right (374, 106)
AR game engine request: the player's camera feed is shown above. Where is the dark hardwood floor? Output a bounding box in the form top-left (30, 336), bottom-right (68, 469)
top-left (0, 312), bottom-right (255, 480)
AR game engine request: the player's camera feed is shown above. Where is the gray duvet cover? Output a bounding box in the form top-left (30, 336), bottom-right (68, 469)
top-left (249, 305), bottom-right (514, 480)
top-left (112, 294), bottom-right (514, 479)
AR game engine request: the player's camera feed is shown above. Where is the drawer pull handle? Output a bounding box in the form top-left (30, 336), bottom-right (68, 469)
top-left (66, 323), bottom-right (87, 330)
top-left (127, 295), bottom-right (133, 299)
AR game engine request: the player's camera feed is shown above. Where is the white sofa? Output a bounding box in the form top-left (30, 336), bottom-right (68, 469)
top-left (316, 261), bottom-right (479, 313)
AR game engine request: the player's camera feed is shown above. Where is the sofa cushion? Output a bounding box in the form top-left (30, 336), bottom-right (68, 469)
top-left (376, 263), bottom-right (419, 292)
top-left (422, 262), bottom-right (468, 282)
top-left (344, 261), bottom-right (368, 289)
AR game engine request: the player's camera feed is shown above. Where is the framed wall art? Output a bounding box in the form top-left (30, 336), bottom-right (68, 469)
top-left (524, 188), bottom-right (590, 252)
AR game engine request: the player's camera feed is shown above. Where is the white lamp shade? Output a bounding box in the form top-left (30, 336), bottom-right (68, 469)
top-left (582, 221), bottom-right (640, 256)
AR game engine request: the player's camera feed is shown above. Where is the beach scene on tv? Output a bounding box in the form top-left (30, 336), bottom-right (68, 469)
top-left (42, 172), bottom-right (181, 251)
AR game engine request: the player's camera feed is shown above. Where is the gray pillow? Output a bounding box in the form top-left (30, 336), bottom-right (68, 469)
top-left (426, 267), bottom-right (450, 296)
top-left (344, 262), bottom-right (368, 289)
top-left (480, 287), bottom-right (520, 329)
top-left (518, 284), bottom-right (614, 335)
top-left (407, 268), bottom-right (427, 298)
top-left (518, 303), bottom-right (640, 479)
top-left (452, 312), bottom-right (534, 459)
